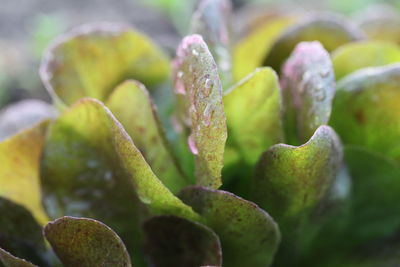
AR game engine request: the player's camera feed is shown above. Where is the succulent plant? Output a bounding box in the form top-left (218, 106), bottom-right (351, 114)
top-left (1, 0), bottom-right (400, 266)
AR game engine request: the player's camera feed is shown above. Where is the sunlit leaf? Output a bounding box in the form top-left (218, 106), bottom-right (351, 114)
top-left (224, 67), bottom-right (283, 166)
top-left (41, 98), bottom-right (200, 264)
top-left (0, 248), bottom-right (37, 267)
top-left (173, 34), bottom-right (227, 189)
top-left (0, 198), bottom-right (47, 266)
top-left (0, 121), bottom-right (49, 225)
top-left (40, 22), bottom-right (170, 106)
top-left (143, 215), bottom-right (222, 267)
top-left (191, 0), bottom-right (233, 86)
top-left (180, 186), bottom-right (281, 267)
top-left (281, 42), bottom-right (335, 144)
top-left (330, 63), bottom-right (400, 162)
top-left (106, 80), bottom-right (188, 194)
top-left (252, 126), bottom-right (342, 235)
top-left (263, 15), bottom-right (365, 72)
top-left (233, 15), bottom-right (297, 81)
top-left (44, 216), bottom-right (131, 267)
top-left (332, 41), bottom-right (400, 80)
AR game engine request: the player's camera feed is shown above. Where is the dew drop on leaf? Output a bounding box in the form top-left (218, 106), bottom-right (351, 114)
top-left (188, 134), bottom-right (199, 155)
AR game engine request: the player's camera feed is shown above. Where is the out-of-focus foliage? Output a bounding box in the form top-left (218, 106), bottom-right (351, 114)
top-left (1, 0), bottom-right (400, 266)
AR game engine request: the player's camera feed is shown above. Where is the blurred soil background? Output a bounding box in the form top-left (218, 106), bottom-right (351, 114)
top-left (0, 0), bottom-right (398, 138)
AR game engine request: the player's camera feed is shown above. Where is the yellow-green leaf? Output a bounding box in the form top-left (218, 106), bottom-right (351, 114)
top-left (233, 15), bottom-right (297, 81)
top-left (0, 121), bottom-right (49, 225)
top-left (40, 22), bottom-right (170, 106)
top-left (224, 67), bottom-right (283, 166)
top-left (332, 41), bottom-right (400, 80)
top-left (106, 80), bottom-right (188, 194)
top-left (330, 63), bottom-right (400, 162)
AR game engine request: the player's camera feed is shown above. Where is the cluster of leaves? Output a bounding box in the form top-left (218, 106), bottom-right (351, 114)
top-left (1, 0), bottom-right (400, 266)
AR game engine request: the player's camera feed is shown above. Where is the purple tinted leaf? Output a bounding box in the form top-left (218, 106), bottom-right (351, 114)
top-left (143, 215), bottom-right (222, 267)
top-left (281, 41), bottom-right (335, 144)
top-left (173, 35), bottom-right (227, 189)
top-left (44, 216), bottom-right (131, 267)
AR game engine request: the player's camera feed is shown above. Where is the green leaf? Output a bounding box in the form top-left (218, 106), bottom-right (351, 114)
top-left (41, 98), bottom-right (200, 219)
top-left (0, 248), bottom-right (37, 267)
top-left (44, 216), bottom-right (131, 267)
top-left (332, 41), bottom-right (400, 80)
top-left (0, 198), bottom-right (47, 266)
top-left (252, 125), bottom-right (343, 235)
top-left (330, 63), bottom-right (400, 162)
top-left (233, 14), bottom-right (297, 81)
top-left (106, 80), bottom-right (188, 194)
top-left (40, 22), bottom-right (170, 106)
top-left (173, 34), bottom-right (227, 189)
top-left (180, 186), bottom-right (281, 267)
top-left (0, 121), bottom-right (49, 225)
top-left (280, 41), bottom-right (335, 144)
top-left (143, 215), bottom-right (222, 267)
top-left (263, 15), bottom-right (365, 72)
top-left (191, 0), bottom-right (233, 86)
top-left (320, 231), bottom-right (400, 267)
top-left (41, 98), bottom-right (200, 264)
top-left (344, 147), bottom-right (400, 244)
top-left (224, 67), bottom-right (283, 166)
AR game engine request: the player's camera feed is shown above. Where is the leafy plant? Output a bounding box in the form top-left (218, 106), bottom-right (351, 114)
top-left (1, 0), bottom-right (400, 266)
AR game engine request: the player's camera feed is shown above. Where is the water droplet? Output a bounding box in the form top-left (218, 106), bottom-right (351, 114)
top-left (104, 171), bottom-right (113, 181)
top-left (204, 78), bottom-right (213, 97)
top-left (320, 68), bottom-right (331, 78)
top-left (87, 159), bottom-right (98, 168)
top-left (175, 78), bottom-right (186, 95)
top-left (177, 71), bottom-right (183, 78)
top-left (92, 189), bottom-right (103, 198)
top-left (189, 104), bottom-right (197, 114)
top-left (314, 85), bottom-right (326, 101)
top-left (188, 134), bottom-right (199, 155)
top-left (192, 49), bottom-right (199, 56)
top-left (203, 104), bottom-right (213, 127)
